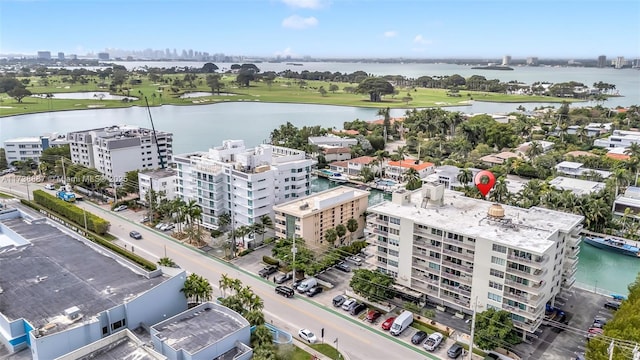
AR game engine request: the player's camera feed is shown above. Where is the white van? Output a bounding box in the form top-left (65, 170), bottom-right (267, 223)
top-left (296, 277), bottom-right (318, 293)
top-left (390, 310), bottom-right (413, 336)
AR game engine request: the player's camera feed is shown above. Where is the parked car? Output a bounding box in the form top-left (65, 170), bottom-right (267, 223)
top-left (411, 330), bottom-right (428, 345)
top-left (604, 300), bottom-right (621, 310)
top-left (275, 286), bottom-right (294, 298)
top-left (114, 205), bottom-right (128, 212)
top-left (129, 231), bottom-right (142, 240)
top-left (587, 327), bottom-right (604, 339)
top-left (348, 255), bottom-right (363, 266)
top-left (484, 354), bottom-right (500, 360)
top-left (298, 328), bottom-right (317, 344)
top-left (335, 261), bottom-right (351, 272)
top-left (341, 298), bottom-right (357, 312)
top-left (306, 286), bottom-right (323, 297)
top-left (259, 265), bottom-right (278, 278)
top-left (350, 303), bottom-right (366, 316)
top-left (44, 184), bottom-right (55, 190)
top-left (293, 278), bottom-right (304, 289)
top-left (381, 317), bottom-right (396, 330)
top-left (155, 222), bottom-right (166, 229)
top-left (593, 316), bottom-right (608, 326)
top-left (366, 310), bottom-right (382, 322)
top-left (423, 332), bottom-right (444, 351)
top-left (160, 223), bottom-right (175, 231)
top-left (447, 343), bottom-right (463, 359)
top-left (275, 273), bottom-right (292, 284)
top-left (140, 216), bottom-right (150, 223)
top-left (332, 294), bottom-right (347, 307)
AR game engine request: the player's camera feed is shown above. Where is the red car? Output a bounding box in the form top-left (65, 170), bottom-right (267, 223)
top-left (366, 310), bottom-right (382, 322)
top-left (381, 317), bottom-right (396, 330)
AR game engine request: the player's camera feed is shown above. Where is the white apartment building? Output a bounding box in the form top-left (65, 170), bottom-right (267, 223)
top-left (365, 183), bottom-right (583, 335)
top-left (273, 186), bottom-right (369, 248)
top-left (309, 135), bottom-right (358, 148)
top-left (173, 140), bottom-right (315, 231)
top-left (594, 129), bottom-right (640, 149)
top-left (67, 125), bottom-right (173, 181)
top-left (138, 169), bottom-right (177, 203)
top-left (3, 134), bottom-right (69, 164)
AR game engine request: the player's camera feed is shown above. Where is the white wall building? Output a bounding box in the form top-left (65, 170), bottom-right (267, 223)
top-left (594, 129), bottom-right (640, 149)
top-left (139, 169), bottom-right (177, 203)
top-left (67, 125), bottom-right (173, 181)
top-left (365, 183), bottom-right (583, 335)
top-left (554, 161), bottom-right (611, 179)
top-left (309, 135), bottom-right (358, 148)
top-left (173, 140), bottom-right (315, 233)
top-left (3, 134), bottom-right (69, 164)
top-left (549, 176), bottom-right (607, 196)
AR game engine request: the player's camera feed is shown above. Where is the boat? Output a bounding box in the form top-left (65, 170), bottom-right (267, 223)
top-left (328, 173), bottom-right (348, 183)
top-left (583, 236), bottom-right (640, 257)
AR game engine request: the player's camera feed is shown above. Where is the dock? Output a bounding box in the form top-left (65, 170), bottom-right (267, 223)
top-left (313, 169), bottom-right (403, 193)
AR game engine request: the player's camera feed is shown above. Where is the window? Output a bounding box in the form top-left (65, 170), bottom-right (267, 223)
top-left (388, 260), bottom-right (398, 267)
top-left (390, 217), bottom-right (400, 225)
top-left (488, 292), bottom-right (502, 302)
top-left (388, 249), bottom-right (399, 257)
top-left (491, 256), bottom-right (506, 266)
top-left (428, 262), bottom-right (440, 271)
top-left (102, 326), bottom-right (108, 335)
top-left (111, 319), bottom-right (126, 330)
top-left (431, 228), bottom-right (443, 236)
top-left (489, 281), bottom-right (503, 291)
top-left (389, 228), bottom-right (399, 236)
top-left (389, 238), bottom-right (399, 246)
top-left (492, 244), bottom-right (507, 253)
top-left (490, 269), bottom-right (504, 278)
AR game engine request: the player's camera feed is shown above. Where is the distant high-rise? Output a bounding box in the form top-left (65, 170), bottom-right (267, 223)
top-left (615, 56), bottom-right (626, 69)
top-left (97, 52), bottom-right (110, 61)
top-left (37, 51), bottom-right (51, 60)
top-left (69, 54), bottom-right (78, 60)
top-left (165, 48), bottom-right (171, 58)
top-left (57, 52), bottom-right (65, 60)
top-left (526, 57), bottom-right (539, 66)
top-left (597, 55), bottom-right (607, 68)
top-left (502, 55), bottom-right (511, 66)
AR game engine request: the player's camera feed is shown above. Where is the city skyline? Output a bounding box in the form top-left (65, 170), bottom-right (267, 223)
top-left (1, 0), bottom-right (639, 58)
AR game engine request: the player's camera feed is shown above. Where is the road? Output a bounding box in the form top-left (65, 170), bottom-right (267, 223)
top-left (0, 178), bottom-right (442, 360)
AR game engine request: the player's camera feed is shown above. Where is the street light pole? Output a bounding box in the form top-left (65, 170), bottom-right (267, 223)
top-left (26, 181), bottom-right (30, 201)
top-left (468, 296), bottom-right (478, 360)
top-left (291, 237), bottom-right (297, 286)
top-left (83, 208), bottom-right (88, 231)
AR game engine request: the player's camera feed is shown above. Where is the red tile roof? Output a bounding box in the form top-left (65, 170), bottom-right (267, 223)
top-left (606, 153), bottom-right (630, 160)
top-left (368, 117), bottom-right (405, 125)
top-left (333, 129), bottom-right (360, 136)
top-left (323, 147), bottom-right (351, 154)
top-left (387, 159), bottom-right (434, 171)
top-left (329, 161), bottom-right (349, 168)
top-left (349, 156), bottom-right (375, 165)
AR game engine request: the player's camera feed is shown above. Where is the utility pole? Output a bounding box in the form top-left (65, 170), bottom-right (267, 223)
top-left (468, 296), bottom-right (478, 360)
top-left (83, 208), bottom-right (88, 231)
top-left (113, 180), bottom-right (118, 204)
top-left (291, 236), bottom-right (297, 286)
top-left (26, 181), bottom-right (30, 201)
top-left (61, 157), bottom-right (67, 185)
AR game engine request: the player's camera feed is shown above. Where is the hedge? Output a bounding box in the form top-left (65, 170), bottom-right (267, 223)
top-left (33, 190), bottom-right (110, 235)
top-left (263, 255), bottom-right (280, 265)
top-left (20, 198), bottom-right (157, 271)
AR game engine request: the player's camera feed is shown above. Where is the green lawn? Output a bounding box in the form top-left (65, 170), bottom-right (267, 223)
top-left (309, 343), bottom-right (341, 359)
top-left (0, 192), bottom-right (14, 198)
top-left (0, 74), bottom-right (577, 117)
top-left (289, 346), bottom-right (314, 360)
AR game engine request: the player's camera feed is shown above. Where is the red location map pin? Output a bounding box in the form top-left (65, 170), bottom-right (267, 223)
top-left (474, 170), bottom-right (496, 197)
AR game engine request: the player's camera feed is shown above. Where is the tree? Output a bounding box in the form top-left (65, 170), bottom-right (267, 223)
top-left (122, 170), bottom-right (139, 194)
top-left (349, 269), bottom-right (395, 301)
top-left (335, 224), bottom-right (347, 244)
top-left (404, 168), bottom-right (422, 190)
top-left (525, 141), bottom-right (543, 159)
top-left (329, 84), bottom-right (339, 93)
top-left (206, 74), bottom-right (224, 94)
top-left (473, 308), bottom-right (521, 351)
top-left (0, 148), bottom-right (8, 170)
top-left (7, 87), bottom-right (31, 103)
top-left (260, 215), bottom-right (274, 240)
top-left (457, 168), bottom-right (473, 187)
top-left (236, 70), bottom-right (255, 87)
top-left (325, 228), bottom-right (338, 247)
top-left (201, 62), bottom-right (219, 73)
top-left (157, 257), bottom-right (176, 267)
top-left (355, 77), bottom-right (395, 102)
top-left (346, 218), bottom-right (359, 242)
top-left (181, 273), bottom-right (212, 305)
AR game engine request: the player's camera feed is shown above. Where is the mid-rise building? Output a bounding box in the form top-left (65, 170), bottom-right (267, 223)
top-left (615, 56), bottom-right (626, 69)
top-left (526, 57), bottom-right (539, 66)
top-left (365, 183), bottom-right (583, 336)
top-left (67, 125), bottom-right (173, 181)
top-left (597, 55), bottom-right (607, 68)
top-left (502, 55), bottom-right (512, 66)
top-left (36, 51), bottom-right (51, 60)
top-left (97, 52), bottom-right (110, 61)
top-left (139, 169), bottom-right (177, 203)
top-left (274, 186), bottom-right (369, 248)
top-left (613, 186), bottom-right (640, 221)
top-left (173, 140), bottom-right (315, 232)
top-left (57, 52), bottom-right (65, 60)
top-left (3, 134), bottom-right (69, 164)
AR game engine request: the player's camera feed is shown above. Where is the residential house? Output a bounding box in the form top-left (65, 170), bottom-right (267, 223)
top-left (515, 141), bottom-right (554, 157)
top-left (328, 156), bottom-right (377, 176)
top-left (613, 186), bottom-right (640, 221)
top-left (322, 147), bottom-right (352, 162)
top-left (594, 129), bottom-right (640, 149)
top-left (554, 161), bottom-right (611, 179)
top-left (480, 152), bottom-right (520, 167)
top-left (549, 176), bottom-right (607, 196)
top-left (308, 135), bottom-right (358, 148)
top-left (385, 159), bottom-right (435, 181)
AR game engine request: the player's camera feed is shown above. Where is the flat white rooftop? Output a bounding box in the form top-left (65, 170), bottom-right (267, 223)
top-left (369, 189), bottom-right (583, 254)
top-left (4, 137), bottom-right (41, 143)
top-left (275, 186), bottom-right (369, 216)
top-left (549, 176), bottom-right (606, 195)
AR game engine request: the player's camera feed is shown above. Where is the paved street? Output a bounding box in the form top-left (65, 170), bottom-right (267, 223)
top-left (0, 178), bottom-right (442, 360)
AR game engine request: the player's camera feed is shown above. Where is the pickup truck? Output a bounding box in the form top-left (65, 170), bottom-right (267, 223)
top-left (259, 265), bottom-right (278, 278)
top-left (423, 332), bottom-right (443, 351)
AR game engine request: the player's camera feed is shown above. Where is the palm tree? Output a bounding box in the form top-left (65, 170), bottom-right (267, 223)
top-left (253, 324), bottom-right (274, 346)
top-left (252, 223), bottom-right (266, 244)
top-left (260, 215), bottom-right (274, 240)
top-left (245, 310), bottom-right (265, 326)
top-left (157, 257), bottom-right (176, 267)
top-left (181, 273), bottom-right (212, 305)
top-left (525, 141), bottom-right (543, 159)
top-left (335, 224), bottom-right (347, 244)
top-left (394, 146), bottom-right (407, 161)
top-left (237, 225), bottom-right (251, 248)
top-left (219, 273), bottom-right (232, 298)
top-left (218, 212), bottom-right (231, 231)
top-left (325, 228), bottom-right (338, 247)
top-left (456, 168), bottom-right (473, 187)
top-left (489, 177), bottom-right (509, 204)
top-left (346, 218), bottom-right (359, 243)
top-left (404, 167), bottom-right (420, 183)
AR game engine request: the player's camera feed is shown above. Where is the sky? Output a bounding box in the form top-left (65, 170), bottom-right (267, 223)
top-left (1, 0), bottom-right (639, 59)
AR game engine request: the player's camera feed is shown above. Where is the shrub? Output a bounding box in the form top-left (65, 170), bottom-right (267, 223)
top-left (239, 248), bottom-right (254, 256)
top-left (210, 230), bottom-right (223, 238)
top-left (262, 255), bottom-right (280, 265)
top-left (33, 190), bottom-right (110, 234)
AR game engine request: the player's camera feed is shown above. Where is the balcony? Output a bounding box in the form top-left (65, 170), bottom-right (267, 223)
top-left (506, 265), bottom-right (547, 280)
top-left (568, 234), bottom-right (582, 248)
top-left (412, 271), bottom-right (439, 285)
top-left (414, 238), bottom-right (442, 251)
top-left (513, 319), bottom-right (541, 333)
top-left (505, 279), bottom-right (545, 294)
top-left (567, 245), bottom-right (580, 258)
top-left (571, 225), bottom-right (583, 237)
top-left (563, 264), bottom-right (578, 279)
top-left (377, 250), bottom-right (388, 258)
top-left (412, 282), bottom-right (439, 296)
top-left (508, 254), bottom-right (549, 268)
top-left (442, 248), bottom-right (474, 261)
top-left (442, 260), bottom-right (473, 273)
top-left (373, 228), bottom-right (388, 236)
top-left (562, 276), bottom-right (576, 289)
top-left (564, 255), bottom-right (578, 269)
top-left (503, 291), bottom-right (529, 303)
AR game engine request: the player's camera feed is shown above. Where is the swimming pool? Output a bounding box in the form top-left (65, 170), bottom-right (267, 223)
top-left (320, 169), bottom-right (335, 176)
top-left (376, 179), bottom-right (397, 187)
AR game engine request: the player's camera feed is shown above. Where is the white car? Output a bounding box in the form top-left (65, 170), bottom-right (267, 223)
top-left (341, 298), bottom-right (357, 311)
top-left (160, 223), bottom-right (175, 231)
top-left (423, 332), bottom-right (443, 351)
top-left (155, 222), bottom-right (166, 230)
top-left (44, 184), bottom-right (55, 190)
top-left (113, 205), bottom-right (128, 212)
top-left (298, 328), bottom-right (317, 344)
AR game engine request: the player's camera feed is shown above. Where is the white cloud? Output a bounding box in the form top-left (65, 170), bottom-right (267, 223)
top-left (282, 15), bottom-right (318, 29)
top-left (413, 34), bottom-right (432, 45)
top-left (275, 47), bottom-right (296, 57)
top-left (281, 0), bottom-right (325, 9)
top-left (383, 31), bottom-right (398, 38)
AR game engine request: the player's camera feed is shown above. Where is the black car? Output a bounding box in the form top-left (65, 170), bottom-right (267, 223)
top-left (259, 265), bottom-right (278, 278)
top-left (604, 300), bottom-right (621, 310)
top-left (335, 261), bottom-right (351, 273)
top-left (306, 286), bottom-right (323, 297)
top-left (332, 294), bottom-right (347, 307)
top-left (411, 330), bottom-right (428, 345)
top-left (275, 286), bottom-right (294, 298)
top-left (129, 231), bottom-right (142, 240)
top-left (350, 303), bottom-right (367, 316)
top-left (447, 343), bottom-right (463, 359)
top-left (275, 273), bottom-right (292, 284)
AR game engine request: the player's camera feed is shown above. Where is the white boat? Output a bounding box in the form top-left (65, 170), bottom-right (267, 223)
top-left (329, 173), bottom-right (348, 183)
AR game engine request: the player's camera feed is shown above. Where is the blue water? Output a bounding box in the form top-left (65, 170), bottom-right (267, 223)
top-left (376, 180), bottom-right (397, 186)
